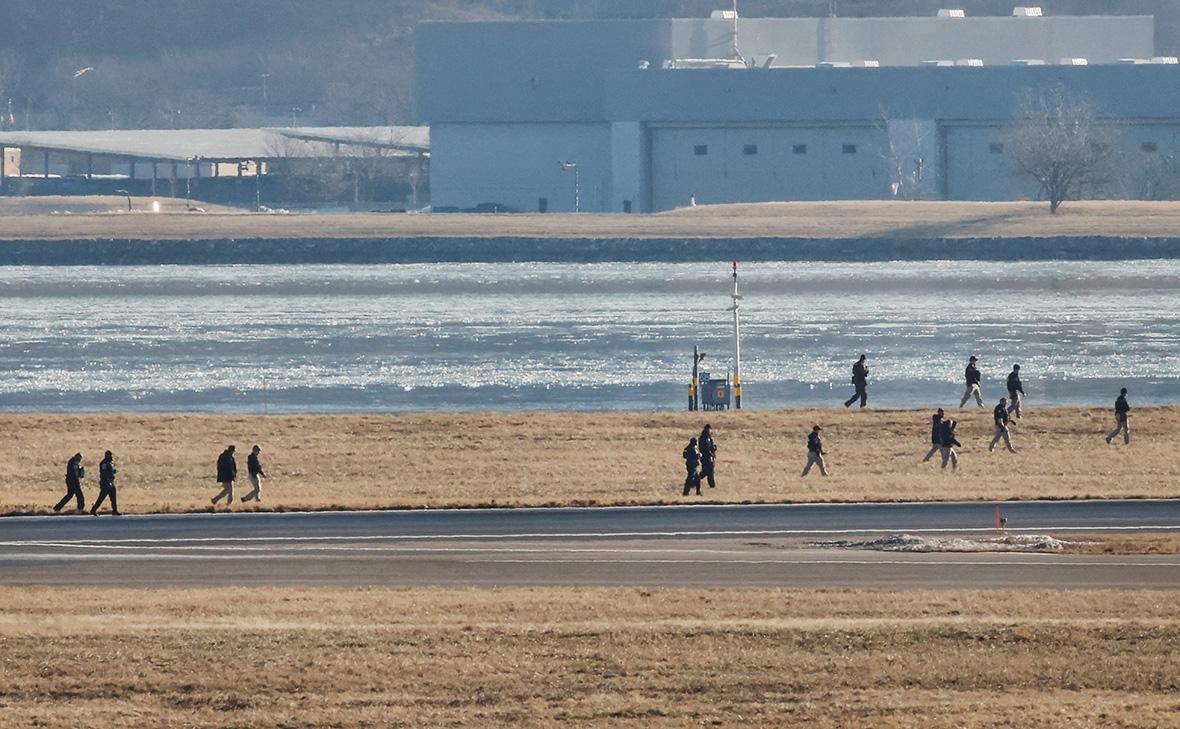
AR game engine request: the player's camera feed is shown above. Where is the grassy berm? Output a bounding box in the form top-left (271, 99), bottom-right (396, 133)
top-left (1, 586), bottom-right (1178, 728)
top-left (2, 407), bottom-right (1177, 514)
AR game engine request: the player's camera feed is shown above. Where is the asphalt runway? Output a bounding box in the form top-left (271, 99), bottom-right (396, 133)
top-left (2, 500), bottom-right (1180, 588)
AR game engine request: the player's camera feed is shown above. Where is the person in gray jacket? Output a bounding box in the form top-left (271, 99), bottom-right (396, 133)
top-left (1106, 388), bottom-right (1132, 445)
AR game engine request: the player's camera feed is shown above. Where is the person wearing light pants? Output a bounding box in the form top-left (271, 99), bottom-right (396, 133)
top-left (801, 425), bottom-right (829, 477)
top-left (1006, 364), bottom-right (1025, 418)
top-left (939, 419), bottom-right (961, 471)
top-left (960, 356), bottom-right (984, 408)
top-left (1106, 388), bottom-right (1131, 445)
top-left (922, 409), bottom-right (944, 462)
top-left (989, 399), bottom-right (1017, 454)
top-left (242, 444), bottom-right (267, 503)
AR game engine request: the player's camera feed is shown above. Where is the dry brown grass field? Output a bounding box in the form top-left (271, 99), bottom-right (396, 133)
top-left (3, 407), bottom-right (1177, 515)
top-left (1, 586), bottom-right (1178, 728)
top-left (5, 199), bottom-right (1180, 240)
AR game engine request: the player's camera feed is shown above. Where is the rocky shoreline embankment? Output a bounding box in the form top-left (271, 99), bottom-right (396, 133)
top-left (2, 235), bottom-right (1180, 265)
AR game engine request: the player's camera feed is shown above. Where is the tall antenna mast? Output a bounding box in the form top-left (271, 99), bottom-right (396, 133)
top-left (731, 0), bottom-right (747, 65)
top-left (729, 260), bottom-right (743, 409)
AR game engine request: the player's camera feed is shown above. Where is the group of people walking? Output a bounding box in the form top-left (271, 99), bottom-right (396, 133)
top-left (805, 354), bottom-right (1132, 477)
top-left (212, 444), bottom-right (267, 506)
top-left (682, 424), bottom-right (718, 495)
top-left (52, 451), bottom-right (120, 516)
top-left (51, 443), bottom-right (267, 514)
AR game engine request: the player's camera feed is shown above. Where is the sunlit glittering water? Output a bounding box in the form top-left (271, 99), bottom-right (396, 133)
top-left (1, 261), bottom-right (1177, 412)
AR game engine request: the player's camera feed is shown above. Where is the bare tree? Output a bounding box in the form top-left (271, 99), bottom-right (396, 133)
top-left (1009, 84), bottom-right (1114, 214)
top-left (877, 109), bottom-right (935, 201)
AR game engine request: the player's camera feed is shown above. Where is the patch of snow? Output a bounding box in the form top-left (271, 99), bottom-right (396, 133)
top-left (815, 533), bottom-right (1066, 553)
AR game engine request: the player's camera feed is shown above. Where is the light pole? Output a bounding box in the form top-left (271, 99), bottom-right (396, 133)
top-left (559, 160), bottom-right (579, 212)
top-left (114, 189), bottom-right (131, 212)
top-left (728, 261), bottom-right (743, 409)
top-left (261, 73), bottom-right (270, 117)
top-left (184, 156), bottom-right (201, 209)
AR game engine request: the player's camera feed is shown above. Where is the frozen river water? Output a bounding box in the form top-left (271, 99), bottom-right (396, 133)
top-left (1, 260), bottom-right (1177, 412)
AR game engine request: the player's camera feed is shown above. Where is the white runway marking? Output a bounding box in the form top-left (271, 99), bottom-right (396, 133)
top-left (3, 523), bottom-right (1179, 548)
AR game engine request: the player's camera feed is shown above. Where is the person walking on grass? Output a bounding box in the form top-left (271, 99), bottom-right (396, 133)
top-left (960, 356), bottom-right (984, 408)
top-left (1106, 388), bottom-right (1132, 445)
top-left (939, 418), bottom-right (962, 471)
top-left (682, 437), bottom-right (702, 496)
top-left (801, 425), bottom-right (829, 477)
top-left (698, 424), bottom-right (718, 489)
top-left (1006, 364), bottom-right (1025, 418)
top-left (91, 450), bottom-right (120, 516)
top-left (843, 354), bottom-right (869, 409)
top-left (922, 409), bottom-right (945, 462)
top-left (241, 445), bottom-right (267, 503)
top-left (212, 445), bottom-right (237, 506)
top-left (989, 398), bottom-right (1018, 453)
top-left (53, 453), bottom-right (85, 513)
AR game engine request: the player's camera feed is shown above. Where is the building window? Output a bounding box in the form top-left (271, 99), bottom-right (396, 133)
top-left (694, 145), bottom-right (708, 156)
top-left (842, 144), bottom-right (858, 154)
top-left (1142, 142), bottom-right (1159, 153)
top-left (793, 144), bottom-right (807, 155)
top-left (743, 144), bottom-right (758, 156)
top-left (990, 142), bottom-right (1004, 154)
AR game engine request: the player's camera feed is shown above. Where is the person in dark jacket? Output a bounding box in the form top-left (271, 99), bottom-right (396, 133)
top-left (922, 409), bottom-right (945, 462)
top-left (91, 450), bottom-right (120, 516)
top-left (698, 424), bottom-right (718, 489)
top-left (1106, 388), bottom-right (1132, 445)
top-left (843, 354), bottom-right (869, 409)
top-left (53, 453), bottom-right (86, 512)
top-left (939, 419), bottom-right (962, 471)
top-left (212, 445), bottom-right (238, 506)
top-left (960, 356), bottom-right (984, 408)
top-left (801, 425), bottom-right (829, 477)
top-left (241, 444), bottom-right (267, 503)
top-left (989, 399), bottom-right (1017, 453)
top-left (1006, 364), bottom-right (1025, 418)
top-left (682, 437), bottom-right (702, 496)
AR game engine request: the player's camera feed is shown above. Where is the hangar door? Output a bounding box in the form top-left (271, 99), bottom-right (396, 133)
top-left (649, 125), bottom-right (891, 211)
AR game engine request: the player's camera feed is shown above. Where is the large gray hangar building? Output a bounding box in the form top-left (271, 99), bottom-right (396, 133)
top-left (417, 10), bottom-right (1173, 212)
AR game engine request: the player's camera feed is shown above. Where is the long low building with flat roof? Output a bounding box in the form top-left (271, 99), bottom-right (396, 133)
top-left (417, 11), bottom-right (1177, 212)
top-left (0, 126), bottom-right (429, 207)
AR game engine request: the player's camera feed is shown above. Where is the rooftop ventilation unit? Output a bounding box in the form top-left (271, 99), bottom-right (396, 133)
top-left (817, 61), bottom-right (853, 68)
top-left (922, 59), bottom-right (957, 67)
top-left (710, 9), bottom-right (738, 19)
top-left (937, 9), bottom-right (966, 18)
top-left (1059, 58), bottom-right (1088, 65)
top-left (1011, 59), bottom-right (1046, 65)
top-left (1119, 58), bottom-right (1150, 64)
top-left (956, 58), bottom-right (984, 67)
top-left (850, 60), bottom-right (880, 68)
top-left (1151, 56), bottom-right (1180, 64)
top-left (1013, 7), bottom-right (1043, 17)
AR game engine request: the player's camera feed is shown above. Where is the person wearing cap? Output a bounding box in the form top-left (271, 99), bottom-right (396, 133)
top-left (53, 453), bottom-right (86, 513)
top-left (960, 356), bottom-right (984, 408)
top-left (698, 424), bottom-right (718, 489)
top-left (91, 450), bottom-right (120, 516)
top-left (922, 409), bottom-right (945, 462)
top-left (1106, 388), bottom-right (1132, 445)
top-left (1006, 364), bottom-right (1025, 418)
top-left (939, 418), bottom-right (962, 471)
top-left (843, 354), bottom-right (869, 409)
top-left (989, 398), bottom-right (1017, 453)
top-left (241, 444), bottom-right (267, 503)
top-left (682, 437), bottom-right (702, 496)
top-left (801, 425), bottom-right (829, 477)
top-left (212, 445), bottom-right (238, 506)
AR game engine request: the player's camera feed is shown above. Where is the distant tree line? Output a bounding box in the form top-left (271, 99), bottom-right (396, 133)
top-left (0, 0), bottom-right (1174, 132)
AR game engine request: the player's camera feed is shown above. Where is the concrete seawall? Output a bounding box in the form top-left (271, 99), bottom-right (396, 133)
top-left (2, 236), bottom-right (1179, 265)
